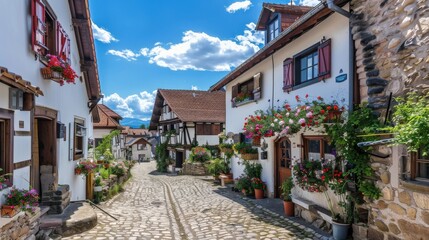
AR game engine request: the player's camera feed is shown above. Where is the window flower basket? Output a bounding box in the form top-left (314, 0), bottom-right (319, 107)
top-left (252, 135), bottom-right (261, 146)
top-left (75, 160), bottom-right (97, 176)
top-left (40, 55), bottom-right (78, 86)
top-left (241, 153), bottom-right (259, 160)
top-left (1, 205), bottom-right (20, 218)
top-left (1, 188), bottom-right (39, 217)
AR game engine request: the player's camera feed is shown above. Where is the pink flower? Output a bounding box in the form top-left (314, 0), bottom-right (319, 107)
top-left (289, 119), bottom-right (294, 124)
top-left (306, 112), bottom-right (313, 118)
top-left (298, 118), bottom-right (306, 124)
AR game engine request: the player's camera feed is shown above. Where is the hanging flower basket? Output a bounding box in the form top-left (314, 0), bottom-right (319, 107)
top-left (252, 136), bottom-right (261, 146)
top-left (1, 205), bottom-right (20, 218)
top-left (241, 153), bottom-right (259, 160)
top-left (220, 147), bottom-right (234, 155)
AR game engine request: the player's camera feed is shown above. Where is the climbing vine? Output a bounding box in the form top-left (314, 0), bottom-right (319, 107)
top-left (325, 105), bottom-right (382, 201)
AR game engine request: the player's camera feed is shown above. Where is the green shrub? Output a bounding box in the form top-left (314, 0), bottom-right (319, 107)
top-left (206, 158), bottom-right (229, 177)
top-left (243, 161), bottom-right (262, 179)
top-left (99, 168), bottom-right (110, 180)
top-left (111, 165), bottom-right (125, 177)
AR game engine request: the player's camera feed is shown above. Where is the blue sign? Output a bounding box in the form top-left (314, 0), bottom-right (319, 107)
top-left (336, 74), bottom-right (347, 83)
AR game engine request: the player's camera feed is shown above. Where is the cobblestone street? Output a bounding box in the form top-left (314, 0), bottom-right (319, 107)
top-left (64, 162), bottom-right (329, 240)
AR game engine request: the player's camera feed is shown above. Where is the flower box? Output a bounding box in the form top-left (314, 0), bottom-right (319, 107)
top-left (1, 205), bottom-right (20, 218)
top-left (241, 153), bottom-right (259, 160)
top-left (40, 67), bottom-right (63, 80)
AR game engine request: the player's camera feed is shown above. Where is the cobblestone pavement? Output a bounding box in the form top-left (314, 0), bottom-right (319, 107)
top-left (64, 162), bottom-right (330, 240)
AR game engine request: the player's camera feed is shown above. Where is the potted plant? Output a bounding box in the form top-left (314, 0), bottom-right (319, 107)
top-left (207, 158), bottom-right (226, 181)
top-left (323, 167), bottom-right (352, 240)
top-left (251, 177), bottom-right (265, 199)
top-left (94, 176), bottom-right (103, 192)
top-left (280, 177), bottom-right (295, 216)
top-left (235, 176), bottom-right (252, 195)
top-left (189, 146), bottom-right (211, 163)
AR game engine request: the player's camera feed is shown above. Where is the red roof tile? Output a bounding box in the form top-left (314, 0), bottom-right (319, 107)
top-left (159, 89), bottom-right (226, 123)
top-left (93, 104), bottom-right (122, 129)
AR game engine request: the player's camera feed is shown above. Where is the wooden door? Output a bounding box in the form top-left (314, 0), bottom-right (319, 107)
top-left (32, 119), bottom-right (40, 194)
top-left (275, 138), bottom-right (292, 198)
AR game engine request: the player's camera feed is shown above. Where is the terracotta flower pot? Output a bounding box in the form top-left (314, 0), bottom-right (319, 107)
top-left (254, 189), bottom-right (264, 199)
top-left (283, 201), bottom-right (295, 217)
top-left (1, 205), bottom-right (20, 218)
top-left (241, 189), bottom-right (246, 195)
top-left (252, 136), bottom-right (261, 146)
top-left (75, 168), bottom-right (82, 175)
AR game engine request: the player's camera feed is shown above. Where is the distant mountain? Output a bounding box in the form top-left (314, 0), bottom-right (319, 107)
top-left (120, 118), bottom-right (150, 129)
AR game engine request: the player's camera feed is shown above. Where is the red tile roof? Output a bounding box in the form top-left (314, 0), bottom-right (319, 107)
top-left (256, 3), bottom-right (313, 31)
top-left (149, 90), bottom-right (225, 130)
top-left (160, 89), bottom-right (225, 122)
top-left (93, 104), bottom-right (122, 129)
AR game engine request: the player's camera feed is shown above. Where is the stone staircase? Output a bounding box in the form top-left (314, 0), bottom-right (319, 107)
top-left (41, 185), bottom-right (71, 215)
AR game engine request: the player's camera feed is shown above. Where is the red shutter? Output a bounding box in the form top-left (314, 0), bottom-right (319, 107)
top-left (283, 58), bottom-right (294, 92)
top-left (31, 0), bottom-right (47, 54)
top-left (318, 39), bottom-right (331, 80)
top-left (57, 23), bottom-right (71, 64)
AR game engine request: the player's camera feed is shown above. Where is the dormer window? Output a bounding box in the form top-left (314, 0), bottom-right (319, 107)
top-left (267, 17), bottom-right (280, 43)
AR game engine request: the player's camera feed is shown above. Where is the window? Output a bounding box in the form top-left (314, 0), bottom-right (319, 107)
top-left (411, 150), bottom-right (429, 182)
top-left (297, 51), bottom-right (318, 84)
top-left (9, 88), bottom-right (23, 110)
top-left (196, 124), bottom-right (222, 135)
top-left (137, 144), bottom-right (145, 150)
top-left (267, 17), bottom-right (280, 43)
top-left (283, 39), bottom-right (331, 92)
top-left (31, 0), bottom-right (71, 60)
top-left (231, 73), bottom-right (262, 107)
top-left (303, 136), bottom-right (335, 161)
top-left (74, 119), bottom-right (86, 160)
top-left (94, 138), bottom-right (102, 147)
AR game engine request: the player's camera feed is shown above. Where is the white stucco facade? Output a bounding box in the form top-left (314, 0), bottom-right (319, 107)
top-left (225, 6), bottom-right (351, 201)
top-left (0, 0), bottom-right (97, 201)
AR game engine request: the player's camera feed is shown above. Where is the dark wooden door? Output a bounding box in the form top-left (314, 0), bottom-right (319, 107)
top-left (176, 151), bottom-right (184, 168)
top-left (276, 138), bottom-right (292, 197)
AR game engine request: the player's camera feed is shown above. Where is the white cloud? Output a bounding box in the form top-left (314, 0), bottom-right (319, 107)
top-left (107, 23), bottom-right (264, 71)
top-left (103, 91), bottom-right (157, 120)
top-left (191, 85), bottom-right (198, 90)
top-left (107, 49), bottom-right (141, 61)
top-left (226, 0), bottom-right (252, 13)
top-left (299, 0), bottom-right (320, 6)
top-left (92, 22), bottom-right (118, 43)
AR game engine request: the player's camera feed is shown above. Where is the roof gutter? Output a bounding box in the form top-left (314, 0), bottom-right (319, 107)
top-left (326, 0), bottom-right (351, 18)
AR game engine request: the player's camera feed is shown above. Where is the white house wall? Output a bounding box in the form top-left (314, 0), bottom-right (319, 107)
top-left (0, 0), bottom-right (95, 200)
top-left (131, 145), bottom-right (152, 161)
top-left (225, 6), bottom-right (350, 199)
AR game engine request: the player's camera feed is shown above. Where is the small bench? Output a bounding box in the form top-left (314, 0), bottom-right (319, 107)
top-left (292, 196), bottom-right (333, 224)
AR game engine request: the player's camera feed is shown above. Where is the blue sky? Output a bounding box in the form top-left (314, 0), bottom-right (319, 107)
top-left (89, 0), bottom-right (319, 120)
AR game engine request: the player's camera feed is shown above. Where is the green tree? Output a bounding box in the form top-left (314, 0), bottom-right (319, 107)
top-left (95, 130), bottom-right (120, 160)
top-left (140, 124), bottom-right (146, 129)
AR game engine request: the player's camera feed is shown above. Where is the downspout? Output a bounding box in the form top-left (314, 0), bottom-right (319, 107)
top-left (271, 55), bottom-right (275, 110)
top-left (326, 0), bottom-right (354, 111)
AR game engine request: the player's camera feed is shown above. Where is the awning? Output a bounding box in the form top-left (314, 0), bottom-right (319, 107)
top-left (0, 66), bottom-right (44, 96)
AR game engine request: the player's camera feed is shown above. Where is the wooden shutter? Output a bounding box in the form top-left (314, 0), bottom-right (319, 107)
top-left (212, 124), bottom-right (221, 135)
top-left (57, 23), bottom-right (71, 64)
top-left (196, 124), bottom-right (204, 135)
top-left (31, 0), bottom-right (47, 54)
top-left (318, 38), bottom-right (331, 80)
top-left (253, 73), bottom-right (262, 100)
top-left (204, 124), bottom-right (211, 135)
top-left (283, 58), bottom-right (294, 92)
top-left (231, 84), bottom-right (238, 107)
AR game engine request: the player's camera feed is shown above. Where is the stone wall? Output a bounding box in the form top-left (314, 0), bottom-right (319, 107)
top-left (351, 0), bottom-right (429, 239)
top-left (0, 208), bottom-right (44, 240)
top-left (181, 162), bottom-right (208, 176)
